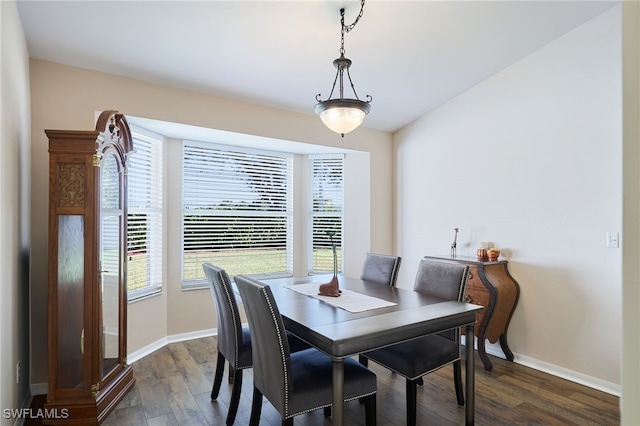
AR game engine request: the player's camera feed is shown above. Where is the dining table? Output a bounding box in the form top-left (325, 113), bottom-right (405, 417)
top-left (259, 274), bottom-right (484, 426)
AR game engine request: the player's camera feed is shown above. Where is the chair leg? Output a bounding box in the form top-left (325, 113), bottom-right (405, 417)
top-left (226, 369), bottom-right (243, 425)
top-left (211, 353), bottom-right (226, 400)
top-left (406, 379), bottom-right (418, 426)
top-left (453, 360), bottom-right (465, 406)
top-left (249, 387), bottom-right (263, 426)
top-left (282, 418), bottom-right (294, 426)
top-left (323, 406), bottom-right (331, 417)
top-left (228, 365), bottom-right (235, 384)
top-left (416, 376), bottom-right (424, 386)
top-left (364, 393), bottom-right (377, 426)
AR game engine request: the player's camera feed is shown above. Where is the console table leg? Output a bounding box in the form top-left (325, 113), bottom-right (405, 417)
top-left (477, 336), bottom-right (493, 371)
top-left (499, 334), bottom-right (514, 361)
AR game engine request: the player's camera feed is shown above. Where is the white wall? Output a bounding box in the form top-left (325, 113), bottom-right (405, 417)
top-left (28, 59), bottom-right (393, 385)
top-left (0, 0), bottom-right (32, 422)
top-left (395, 6), bottom-right (621, 390)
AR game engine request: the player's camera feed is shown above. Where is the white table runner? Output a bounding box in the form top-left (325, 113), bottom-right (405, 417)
top-left (285, 282), bottom-right (397, 313)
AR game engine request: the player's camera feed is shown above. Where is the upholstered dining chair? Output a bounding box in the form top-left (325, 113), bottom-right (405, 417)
top-left (358, 252), bottom-right (402, 367)
top-left (359, 258), bottom-right (470, 426)
top-left (360, 252), bottom-right (402, 287)
top-left (202, 263), bottom-right (309, 425)
top-left (234, 275), bottom-right (377, 426)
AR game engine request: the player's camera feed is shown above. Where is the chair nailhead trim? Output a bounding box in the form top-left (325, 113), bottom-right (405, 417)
top-left (261, 286), bottom-right (291, 416)
top-left (284, 391), bottom-right (377, 419)
top-left (218, 270), bottom-right (248, 370)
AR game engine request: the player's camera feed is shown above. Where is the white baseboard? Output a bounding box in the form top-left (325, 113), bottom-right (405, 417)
top-left (462, 336), bottom-right (620, 396)
top-left (30, 382), bottom-right (47, 396)
top-left (513, 352), bottom-right (620, 396)
top-left (127, 328), bottom-right (218, 364)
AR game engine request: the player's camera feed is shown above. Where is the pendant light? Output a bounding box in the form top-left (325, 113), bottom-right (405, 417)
top-left (315, 0), bottom-right (372, 137)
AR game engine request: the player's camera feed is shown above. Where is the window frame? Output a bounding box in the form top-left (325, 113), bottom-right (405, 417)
top-left (126, 125), bottom-right (164, 302)
top-left (308, 154), bottom-right (345, 275)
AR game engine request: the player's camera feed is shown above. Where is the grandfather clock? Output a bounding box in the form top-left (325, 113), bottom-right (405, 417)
top-left (45, 111), bottom-right (135, 424)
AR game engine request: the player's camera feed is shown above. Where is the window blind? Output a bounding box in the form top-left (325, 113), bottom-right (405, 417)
top-left (182, 141), bottom-right (293, 285)
top-left (309, 154), bottom-right (344, 273)
top-left (127, 126), bottom-right (163, 300)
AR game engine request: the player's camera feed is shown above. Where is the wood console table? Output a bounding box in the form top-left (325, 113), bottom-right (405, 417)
top-left (425, 255), bottom-right (520, 371)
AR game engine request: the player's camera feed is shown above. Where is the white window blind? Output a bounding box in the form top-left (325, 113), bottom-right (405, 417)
top-left (127, 126), bottom-right (163, 300)
top-left (309, 154), bottom-right (344, 274)
top-left (182, 141), bottom-right (293, 286)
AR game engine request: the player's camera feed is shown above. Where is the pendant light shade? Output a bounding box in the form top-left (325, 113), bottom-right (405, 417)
top-left (315, 2), bottom-right (371, 137)
top-left (315, 98), bottom-right (371, 135)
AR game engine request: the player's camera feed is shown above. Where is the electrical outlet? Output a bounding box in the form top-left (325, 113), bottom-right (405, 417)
top-left (16, 361), bottom-right (20, 384)
top-left (606, 232), bottom-right (619, 248)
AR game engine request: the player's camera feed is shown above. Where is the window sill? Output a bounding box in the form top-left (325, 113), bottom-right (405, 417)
top-left (127, 287), bottom-right (162, 304)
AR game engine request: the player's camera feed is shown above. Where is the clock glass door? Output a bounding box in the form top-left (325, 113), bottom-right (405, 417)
top-left (99, 151), bottom-right (122, 379)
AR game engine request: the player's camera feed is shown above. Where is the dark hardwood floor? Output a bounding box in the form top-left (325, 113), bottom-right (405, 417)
top-left (31, 336), bottom-right (620, 425)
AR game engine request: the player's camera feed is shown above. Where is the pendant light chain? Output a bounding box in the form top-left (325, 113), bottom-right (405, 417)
top-left (340, 0), bottom-right (366, 56)
top-left (343, 0), bottom-right (366, 33)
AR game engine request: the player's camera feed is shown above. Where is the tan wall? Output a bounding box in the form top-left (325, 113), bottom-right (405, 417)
top-left (622, 2), bottom-right (640, 424)
top-left (1, 1), bottom-right (32, 421)
top-left (28, 59), bottom-right (393, 384)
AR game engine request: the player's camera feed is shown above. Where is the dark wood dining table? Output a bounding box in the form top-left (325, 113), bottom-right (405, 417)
top-left (260, 274), bottom-right (483, 426)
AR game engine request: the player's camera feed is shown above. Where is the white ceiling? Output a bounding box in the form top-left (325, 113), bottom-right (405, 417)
top-left (16, 0), bottom-right (618, 133)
